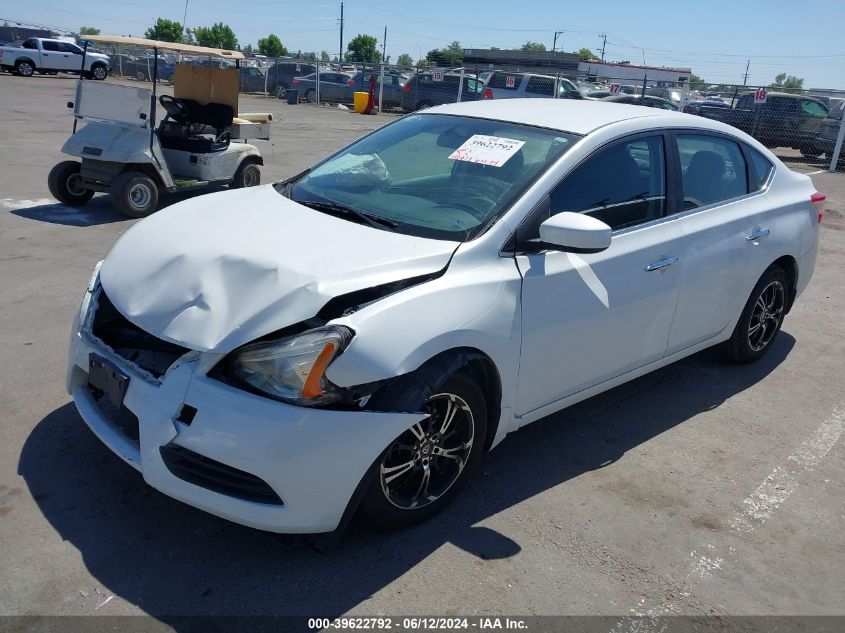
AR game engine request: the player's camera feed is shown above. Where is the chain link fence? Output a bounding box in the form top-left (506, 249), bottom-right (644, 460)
top-left (94, 42), bottom-right (845, 172)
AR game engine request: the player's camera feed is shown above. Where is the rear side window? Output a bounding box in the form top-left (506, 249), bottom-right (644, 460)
top-left (526, 76), bottom-right (555, 96)
top-left (41, 41), bottom-right (61, 52)
top-left (677, 135), bottom-right (748, 208)
top-left (746, 146), bottom-right (774, 190)
top-left (550, 136), bottom-right (666, 230)
top-left (488, 72), bottom-right (522, 90)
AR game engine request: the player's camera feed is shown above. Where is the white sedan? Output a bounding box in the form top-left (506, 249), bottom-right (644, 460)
top-left (67, 100), bottom-right (823, 533)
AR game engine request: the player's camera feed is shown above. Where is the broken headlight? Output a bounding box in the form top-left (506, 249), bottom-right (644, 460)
top-left (229, 326), bottom-right (354, 405)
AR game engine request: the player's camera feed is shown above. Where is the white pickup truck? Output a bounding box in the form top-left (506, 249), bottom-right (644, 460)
top-left (0, 38), bottom-right (110, 79)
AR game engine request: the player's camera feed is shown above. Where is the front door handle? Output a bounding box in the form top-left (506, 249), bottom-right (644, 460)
top-left (645, 256), bottom-right (679, 272)
top-left (746, 228), bottom-right (770, 241)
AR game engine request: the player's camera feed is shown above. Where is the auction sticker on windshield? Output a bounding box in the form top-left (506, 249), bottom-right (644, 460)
top-left (448, 135), bottom-right (526, 167)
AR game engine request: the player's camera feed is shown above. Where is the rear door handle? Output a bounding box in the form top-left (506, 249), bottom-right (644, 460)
top-left (645, 256), bottom-right (679, 272)
top-left (746, 228), bottom-right (770, 241)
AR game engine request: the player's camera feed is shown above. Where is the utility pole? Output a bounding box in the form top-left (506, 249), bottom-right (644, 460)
top-left (338, 1), bottom-right (344, 63)
top-left (742, 59), bottom-right (750, 85)
top-left (182, 0), bottom-right (189, 35)
top-left (552, 30), bottom-right (564, 53)
top-left (599, 33), bottom-right (607, 61)
top-left (383, 25), bottom-right (387, 63)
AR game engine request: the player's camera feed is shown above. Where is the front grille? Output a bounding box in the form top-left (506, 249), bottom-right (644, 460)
top-left (92, 291), bottom-right (190, 378)
top-left (159, 444), bottom-right (284, 505)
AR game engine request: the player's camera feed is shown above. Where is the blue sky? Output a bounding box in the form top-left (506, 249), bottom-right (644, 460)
top-left (3, 0), bottom-right (844, 88)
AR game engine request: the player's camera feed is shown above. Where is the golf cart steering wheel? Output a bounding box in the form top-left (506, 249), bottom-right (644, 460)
top-left (159, 95), bottom-right (190, 121)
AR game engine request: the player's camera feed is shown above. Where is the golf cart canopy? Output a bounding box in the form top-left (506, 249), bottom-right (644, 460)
top-left (82, 35), bottom-right (245, 60)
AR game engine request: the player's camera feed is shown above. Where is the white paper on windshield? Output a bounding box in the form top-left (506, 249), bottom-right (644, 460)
top-left (448, 135), bottom-right (526, 168)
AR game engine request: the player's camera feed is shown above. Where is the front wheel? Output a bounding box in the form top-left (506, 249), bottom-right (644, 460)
top-left (359, 372), bottom-right (487, 529)
top-left (48, 161), bottom-right (94, 206)
top-left (721, 265), bottom-right (788, 363)
top-left (231, 161), bottom-right (261, 188)
top-left (90, 64), bottom-right (108, 80)
top-left (110, 171), bottom-right (159, 218)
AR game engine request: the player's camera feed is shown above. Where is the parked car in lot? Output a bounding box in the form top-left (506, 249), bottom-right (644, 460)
top-left (400, 72), bottom-right (487, 111)
top-left (815, 98), bottom-right (844, 161)
top-left (485, 71), bottom-right (585, 100)
top-left (239, 65), bottom-right (267, 93)
top-left (291, 72), bottom-right (353, 102)
top-left (0, 37), bottom-right (110, 79)
top-left (683, 98), bottom-right (730, 114)
top-left (265, 60), bottom-right (317, 96)
top-left (601, 94), bottom-right (679, 110)
top-left (693, 91), bottom-right (829, 156)
top-left (69, 99), bottom-right (822, 534)
top-left (112, 54), bottom-right (174, 82)
top-left (347, 70), bottom-right (408, 108)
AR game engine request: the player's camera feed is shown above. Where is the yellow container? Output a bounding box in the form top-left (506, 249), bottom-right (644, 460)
top-left (353, 91), bottom-right (370, 113)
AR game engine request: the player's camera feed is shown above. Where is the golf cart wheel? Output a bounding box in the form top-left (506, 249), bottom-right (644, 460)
top-left (111, 171), bottom-right (159, 218)
top-left (90, 63), bottom-right (108, 80)
top-left (304, 88), bottom-right (317, 103)
top-left (232, 161), bottom-right (261, 188)
top-left (48, 161), bottom-right (94, 206)
top-left (15, 60), bottom-right (35, 77)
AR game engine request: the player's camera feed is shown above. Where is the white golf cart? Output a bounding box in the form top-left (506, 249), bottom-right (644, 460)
top-left (48, 35), bottom-right (272, 218)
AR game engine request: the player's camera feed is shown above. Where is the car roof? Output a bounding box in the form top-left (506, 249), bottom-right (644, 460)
top-left (429, 99), bottom-right (688, 135)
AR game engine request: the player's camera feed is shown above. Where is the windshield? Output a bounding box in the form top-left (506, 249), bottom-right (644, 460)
top-left (284, 114), bottom-right (578, 240)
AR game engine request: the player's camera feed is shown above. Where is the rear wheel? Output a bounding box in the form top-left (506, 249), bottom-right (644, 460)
top-left (304, 88), bottom-right (317, 103)
top-left (359, 372), bottom-right (487, 529)
top-left (135, 70), bottom-right (146, 81)
top-left (48, 161), bottom-right (94, 206)
top-left (721, 265), bottom-right (788, 363)
top-left (110, 171), bottom-right (159, 218)
top-left (14, 60), bottom-right (35, 77)
top-left (231, 161), bottom-right (261, 188)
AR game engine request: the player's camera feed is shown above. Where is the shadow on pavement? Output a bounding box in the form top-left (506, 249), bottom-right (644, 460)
top-left (18, 334), bottom-right (794, 621)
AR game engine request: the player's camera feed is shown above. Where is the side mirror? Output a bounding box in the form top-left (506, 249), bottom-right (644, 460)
top-left (538, 212), bottom-right (612, 253)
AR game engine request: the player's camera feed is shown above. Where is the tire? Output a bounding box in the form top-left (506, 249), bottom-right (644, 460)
top-left (14, 60), bottom-right (35, 77)
top-left (275, 83), bottom-right (289, 99)
top-left (721, 265), bottom-right (788, 363)
top-left (110, 171), bottom-right (159, 218)
top-left (47, 161), bottom-right (95, 206)
top-left (415, 99), bottom-right (434, 111)
top-left (304, 88), bottom-right (317, 103)
top-left (231, 161), bottom-right (261, 189)
top-left (135, 70), bottom-right (146, 81)
top-left (359, 371), bottom-right (488, 529)
top-left (90, 64), bottom-right (108, 81)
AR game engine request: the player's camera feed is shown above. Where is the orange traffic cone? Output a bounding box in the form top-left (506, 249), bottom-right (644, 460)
top-left (363, 74), bottom-right (377, 114)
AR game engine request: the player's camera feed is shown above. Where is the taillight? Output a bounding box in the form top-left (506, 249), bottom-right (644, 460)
top-left (292, 78), bottom-right (301, 85)
top-left (811, 192), bottom-right (826, 223)
top-left (484, 87), bottom-right (493, 100)
top-left (347, 79), bottom-right (355, 86)
top-left (402, 83), bottom-right (411, 93)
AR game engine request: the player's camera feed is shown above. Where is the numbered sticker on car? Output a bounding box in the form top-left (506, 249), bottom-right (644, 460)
top-left (448, 135), bottom-right (526, 167)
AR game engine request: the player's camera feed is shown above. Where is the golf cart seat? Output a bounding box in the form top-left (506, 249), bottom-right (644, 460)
top-left (158, 96), bottom-right (234, 154)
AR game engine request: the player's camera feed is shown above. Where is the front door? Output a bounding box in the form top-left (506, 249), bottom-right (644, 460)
top-left (516, 134), bottom-right (683, 415)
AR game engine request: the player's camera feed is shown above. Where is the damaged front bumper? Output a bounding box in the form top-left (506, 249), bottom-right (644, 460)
top-left (66, 286), bottom-right (426, 534)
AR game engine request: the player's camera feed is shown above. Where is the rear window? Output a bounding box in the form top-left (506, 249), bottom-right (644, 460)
top-left (487, 72), bottom-right (522, 90)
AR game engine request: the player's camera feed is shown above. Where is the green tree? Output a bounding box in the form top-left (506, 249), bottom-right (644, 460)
top-left (577, 47), bottom-right (599, 61)
top-left (688, 73), bottom-right (706, 90)
top-left (772, 72), bottom-right (804, 91)
top-left (194, 22), bottom-right (238, 50)
top-left (257, 34), bottom-right (287, 58)
top-left (144, 18), bottom-right (184, 43)
top-left (396, 53), bottom-right (413, 67)
top-left (346, 34), bottom-right (380, 63)
top-left (79, 26), bottom-right (100, 36)
top-left (521, 41), bottom-right (546, 51)
top-left (426, 41), bottom-right (462, 66)
top-left (320, 50), bottom-right (330, 62)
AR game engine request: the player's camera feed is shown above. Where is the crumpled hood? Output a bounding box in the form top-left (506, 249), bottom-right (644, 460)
top-left (99, 185), bottom-right (458, 353)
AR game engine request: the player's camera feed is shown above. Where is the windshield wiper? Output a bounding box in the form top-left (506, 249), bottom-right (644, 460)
top-left (297, 200), bottom-right (400, 231)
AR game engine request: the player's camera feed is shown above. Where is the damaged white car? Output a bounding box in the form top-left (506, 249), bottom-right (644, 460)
top-left (68, 100), bottom-right (822, 533)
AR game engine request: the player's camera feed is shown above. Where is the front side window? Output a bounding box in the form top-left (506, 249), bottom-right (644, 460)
top-left (287, 114), bottom-right (578, 240)
top-left (800, 99), bottom-right (827, 118)
top-left (550, 136), bottom-right (666, 231)
top-left (677, 134), bottom-right (748, 208)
